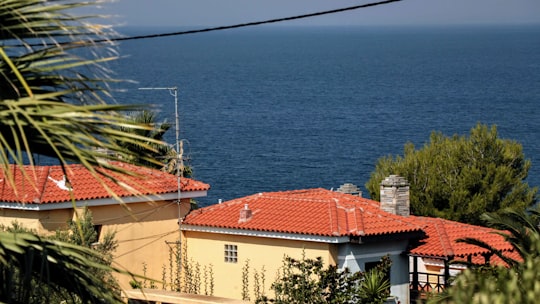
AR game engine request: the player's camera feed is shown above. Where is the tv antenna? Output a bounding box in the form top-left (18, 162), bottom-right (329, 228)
top-left (138, 87), bottom-right (183, 232)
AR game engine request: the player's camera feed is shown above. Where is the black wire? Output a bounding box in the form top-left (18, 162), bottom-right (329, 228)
top-left (10, 0), bottom-right (402, 47)
top-left (109, 0), bottom-right (402, 42)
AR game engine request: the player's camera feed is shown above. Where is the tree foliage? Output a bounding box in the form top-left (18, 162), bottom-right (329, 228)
top-left (0, 0), bottom-right (168, 191)
top-left (120, 110), bottom-right (194, 177)
top-left (429, 207), bottom-right (540, 304)
top-left (257, 253), bottom-right (391, 304)
top-left (1, 210), bottom-right (122, 303)
top-left (457, 207), bottom-right (540, 267)
top-left (431, 258), bottom-right (540, 304)
top-left (54, 207), bottom-right (120, 294)
top-left (0, 0), bottom-right (168, 302)
top-left (119, 110), bottom-right (172, 168)
top-left (366, 123), bottom-right (537, 225)
top-left (0, 230), bottom-right (125, 303)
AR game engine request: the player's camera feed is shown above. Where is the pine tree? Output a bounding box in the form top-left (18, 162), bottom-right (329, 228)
top-left (366, 123), bottom-right (538, 225)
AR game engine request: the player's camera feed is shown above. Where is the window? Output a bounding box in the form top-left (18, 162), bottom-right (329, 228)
top-left (364, 261), bottom-right (379, 272)
top-left (224, 244), bottom-right (238, 263)
top-left (91, 225), bottom-right (103, 248)
top-left (93, 224), bottom-right (102, 241)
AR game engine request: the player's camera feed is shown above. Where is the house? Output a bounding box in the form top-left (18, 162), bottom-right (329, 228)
top-left (407, 216), bottom-right (518, 299)
top-left (180, 175), bottom-right (517, 303)
top-left (180, 177), bottom-right (426, 303)
top-left (0, 162), bottom-right (210, 289)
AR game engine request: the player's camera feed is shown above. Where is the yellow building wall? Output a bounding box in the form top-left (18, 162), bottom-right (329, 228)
top-left (87, 200), bottom-right (192, 289)
top-left (0, 208), bottom-right (73, 233)
top-left (182, 230), bottom-right (337, 301)
top-left (0, 198), bottom-right (193, 291)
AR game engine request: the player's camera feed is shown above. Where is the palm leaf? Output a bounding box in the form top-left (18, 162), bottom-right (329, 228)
top-left (0, 230), bottom-right (130, 303)
top-left (456, 236), bottom-right (520, 268)
top-left (1, 0), bottom-right (168, 194)
top-left (0, 0), bottom-right (172, 301)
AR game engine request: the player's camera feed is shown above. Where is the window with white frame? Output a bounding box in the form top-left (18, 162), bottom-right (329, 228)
top-left (224, 244), bottom-right (238, 263)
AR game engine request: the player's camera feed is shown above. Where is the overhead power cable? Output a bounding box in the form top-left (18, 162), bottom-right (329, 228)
top-left (111, 0), bottom-right (402, 42)
top-left (13, 0), bottom-right (402, 47)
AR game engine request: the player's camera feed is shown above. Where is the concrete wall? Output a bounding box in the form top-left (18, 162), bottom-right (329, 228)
top-left (338, 240), bottom-right (411, 304)
top-left (182, 231), bottom-right (337, 301)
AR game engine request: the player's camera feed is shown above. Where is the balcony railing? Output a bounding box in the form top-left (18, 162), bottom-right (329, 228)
top-left (410, 272), bottom-right (446, 301)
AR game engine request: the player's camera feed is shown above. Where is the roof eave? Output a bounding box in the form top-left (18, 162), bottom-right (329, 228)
top-left (181, 224), bottom-right (351, 244)
top-left (0, 190), bottom-right (208, 211)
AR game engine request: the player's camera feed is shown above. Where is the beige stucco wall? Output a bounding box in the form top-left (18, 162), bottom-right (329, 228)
top-left (87, 199), bottom-right (192, 288)
top-left (0, 208), bottom-right (73, 233)
top-left (0, 198), bottom-right (193, 290)
top-left (182, 230), bottom-right (338, 301)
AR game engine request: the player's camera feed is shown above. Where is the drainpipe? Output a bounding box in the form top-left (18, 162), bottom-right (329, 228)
top-left (444, 256), bottom-right (453, 288)
top-left (411, 256), bottom-right (419, 300)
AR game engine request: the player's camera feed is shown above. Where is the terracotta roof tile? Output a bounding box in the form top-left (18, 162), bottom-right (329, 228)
top-left (408, 216), bottom-right (514, 259)
top-left (183, 188), bottom-right (422, 238)
top-left (0, 163), bottom-right (209, 204)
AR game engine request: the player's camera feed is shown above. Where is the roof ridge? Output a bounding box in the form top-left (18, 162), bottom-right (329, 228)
top-left (345, 205), bottom-right (358, 235)
top-left (327, 198), bottom-right (338, 236)
top-left (334, 201), bottom-right (361, 235)
top-left (262, 195), bottom-right (333, 204)
top-left (37, 167), bottom-right (51, 204)
top-left (355, 207), bottom-right (365, 235)
top-left (434, 218), bottom-right (455, 257)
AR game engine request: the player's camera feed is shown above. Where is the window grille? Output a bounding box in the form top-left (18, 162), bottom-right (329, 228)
top-left (224, 244), bottom-right (238, 263)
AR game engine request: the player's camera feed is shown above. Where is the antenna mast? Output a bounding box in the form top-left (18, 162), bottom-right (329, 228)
top-left (138, 87), bottom-right (183, 234)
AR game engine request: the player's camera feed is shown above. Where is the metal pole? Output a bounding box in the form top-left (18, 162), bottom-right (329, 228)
top-left (138, 87), bottom-right (182, 234)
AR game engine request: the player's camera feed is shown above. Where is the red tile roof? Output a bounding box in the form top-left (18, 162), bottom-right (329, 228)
top-left (182, 188), bottom-right (423, 238)
top-left (0, 163), bottom-right (209, 204)
top-left (183, 188), bottom-right (516, 262)
top-left (453, 250), bottom-right (522, 267)
top-left (408, 216), bottom-right (515, 259)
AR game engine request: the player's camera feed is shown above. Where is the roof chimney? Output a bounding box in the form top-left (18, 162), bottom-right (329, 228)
top-left (239, 204), bottom-right (252, 223)
top-left (336, 183), bottom-right (362, 197)
top-left (380, 175), bottom-right (410, 217)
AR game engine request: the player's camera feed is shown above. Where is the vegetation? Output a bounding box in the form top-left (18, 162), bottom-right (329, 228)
top-left (118, 110), bottom-right (195, 178)
top-left (257, 252), bottom-right (391, 304)
top-left (366, 123), bottom-right (537, 226)
top-left (54, 207), bottom-right (120, 294)
top-left (429, 207), bottom-right (540, 303)
top-left (0, 209), bottom-right (122, 303)
top-left (0, 0), bottom-right (167, 181)
top-left (432, 258), bottom-right (540, 304)
top-left (0, 0), bottom-right (171, 302)
top-left (130, 242), bottom-right (215, 296)
top-left (0, 229), bottom-right (126, 303)
top-left (242, 259), bottom-right (251, 301)
top-left (239, 258), bottom-right (267, 301)
top-left (458, 207), bottom-right (540, 267)
top-left (120, 111), bottom-right (170, 169)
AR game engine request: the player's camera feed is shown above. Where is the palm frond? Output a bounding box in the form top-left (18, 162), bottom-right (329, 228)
top-left (0, 0), bottom-right (172, 302)
top-left (0, 230), bottom-right (127, 303)
top-left (456, 236), bottom-right (520, 267)
top-left (480, 208), bottom-right (540, 259)
top-left (0, 0), bottom-right (171, 196)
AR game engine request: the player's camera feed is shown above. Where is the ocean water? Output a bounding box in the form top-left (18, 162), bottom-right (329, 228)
top-left (110, 25), bottom-right (540, 207)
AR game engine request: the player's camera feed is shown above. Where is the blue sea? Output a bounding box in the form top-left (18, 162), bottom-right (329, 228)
top-left (110, 24), bottom-right (540, 207)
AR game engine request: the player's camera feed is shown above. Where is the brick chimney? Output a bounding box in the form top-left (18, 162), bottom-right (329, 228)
top-left (239, 204), bottom-right (253, 223)
top-left (380, 175), bottom-right (410, 217)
